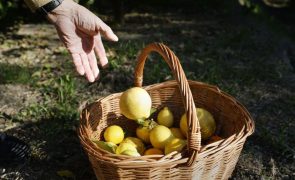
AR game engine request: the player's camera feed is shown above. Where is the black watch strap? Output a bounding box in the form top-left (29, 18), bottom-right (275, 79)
top-left (37, 0), bottom-right (64, 16)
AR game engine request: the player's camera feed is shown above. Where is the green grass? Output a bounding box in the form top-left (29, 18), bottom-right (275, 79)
top-left (255, 93), bottom-right (295, 160)
top-left (19, 74), bottom-right (79, 130)
top-left (104, 33), bottom-right (281, 98)
top-left (0, 63), bottom-right (33, 84)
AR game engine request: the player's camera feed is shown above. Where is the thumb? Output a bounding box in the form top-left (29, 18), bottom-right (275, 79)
top-left (75, 5), bottom-right (119, 41)
top-left (95, 18), bottom-right (119, 42)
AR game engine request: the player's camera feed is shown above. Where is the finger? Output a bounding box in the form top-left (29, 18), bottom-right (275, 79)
top-left (80, 53), bottom-right (95, 82)
top-left (71, 53), bottom-right (85, 75)
top-left (94, 36), bottom-right (108, 68)
top-left (95, 18), bottom-right (119, 42)
top-left (75, 5), bottom-right (118, 41)
top-left (88, 50), bottom-right (100, 79)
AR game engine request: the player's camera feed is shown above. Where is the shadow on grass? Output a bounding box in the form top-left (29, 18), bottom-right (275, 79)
top-left (4, 117), bottom-right (96, 180)
top-left (0, 63), bottom-right (36, 84)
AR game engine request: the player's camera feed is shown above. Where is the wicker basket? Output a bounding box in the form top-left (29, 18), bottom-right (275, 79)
top-left (78, 43), bottom-right (255, 180)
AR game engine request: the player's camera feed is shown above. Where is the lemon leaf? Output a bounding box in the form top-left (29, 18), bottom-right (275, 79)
top-left (150, 107), bottom-right (157, 116)
top-left (136, 118), bottom-right (146, 125)
top-left (92, 140), bottom-right (117, 153)
top-left (57, 170), bottom-right (75, 178)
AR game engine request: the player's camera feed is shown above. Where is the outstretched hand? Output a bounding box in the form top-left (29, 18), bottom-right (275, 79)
top-left (47, 0), bottom-right (118, 82)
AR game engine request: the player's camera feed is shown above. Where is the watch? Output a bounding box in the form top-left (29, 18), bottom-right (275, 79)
top-left (37, 0), bottom-right (64, 16)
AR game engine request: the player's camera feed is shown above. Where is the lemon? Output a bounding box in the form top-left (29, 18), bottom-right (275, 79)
top-left (116, 142), bottom-right (138, 155)
top-left (180, 108), bottom-right (216, 140)
top-left (136, 119), bottom-right (158, 144)
top-left (136, 127), bottom-right (150, 144)
top-left (120, 150), bottom-right (141, 157)
top-left (170, 128), bottom-right (185, 139)
top-left (119, 87), bottom-right (152, 120)
top-left (150, 125), bottom-right (173, 149)
top-left (164, 138), bottom-right (187, 155)
top-left (92, 140), bottom-right (117, 153)
top-left (157, 107), bottom-right (174, 128)
top-left (122, 137), bottom-right (145, 155)
top-left (206, 135), bottom-right (222, 144)
top-left (104, 125), bottom-right (124, 144)
top-left (144, 148), bottom-right (164, 155)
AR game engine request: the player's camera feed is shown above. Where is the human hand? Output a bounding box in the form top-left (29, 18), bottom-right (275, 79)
top-left (47, 0), bottom-right (118, 82)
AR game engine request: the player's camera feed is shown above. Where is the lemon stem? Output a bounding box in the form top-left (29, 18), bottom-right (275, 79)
top-left (136, 119), bottom-right (146, 125)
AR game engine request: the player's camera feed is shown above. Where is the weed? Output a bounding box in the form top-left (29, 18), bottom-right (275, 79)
top-left (20, 74), bottom-right (79, 129)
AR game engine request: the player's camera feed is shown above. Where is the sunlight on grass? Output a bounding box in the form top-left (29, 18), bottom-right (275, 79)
top-left (19, 74), bottom-right (78, 127)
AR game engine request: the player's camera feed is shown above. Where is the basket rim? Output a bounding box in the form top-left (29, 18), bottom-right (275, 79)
top-left (78, 80), bottom-right (255, 166)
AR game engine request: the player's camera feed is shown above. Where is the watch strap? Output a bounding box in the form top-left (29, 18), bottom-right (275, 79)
top-left (37, 0), bottom-right (64, 16)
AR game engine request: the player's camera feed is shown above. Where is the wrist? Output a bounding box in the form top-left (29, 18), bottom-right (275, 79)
top-left (46, 4), bottom-right (62, 23)
top-left (37, 0), bottom-right (63, 17)
top-left (46, 0), bottom-right (76, 23)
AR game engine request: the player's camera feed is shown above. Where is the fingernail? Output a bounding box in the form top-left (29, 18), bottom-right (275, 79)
top-left (78, 69), bottom-right (85, 76)
top-left (95, 74), bottom-right (100, 81)
top-left (101, 63), bottom-right (109, 69)
top-left (88, 75), bottom-right (95, 83)
top-left (112, 34), bottom-right (119, 41)
top-left (100, 57), bottom-right (108, 68)
top-left (93, 69), bottom-right (99, 79)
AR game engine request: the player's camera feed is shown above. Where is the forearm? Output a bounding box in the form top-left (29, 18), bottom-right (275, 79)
top-left (24, 0), bottom-right (52, 12)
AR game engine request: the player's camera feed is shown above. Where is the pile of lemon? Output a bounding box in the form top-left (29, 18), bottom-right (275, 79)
top-left (92, 87), bottom-right (221, 157)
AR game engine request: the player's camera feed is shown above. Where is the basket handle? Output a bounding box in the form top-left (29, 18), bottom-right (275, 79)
top-left (134, 43), bottom-right (201, 166)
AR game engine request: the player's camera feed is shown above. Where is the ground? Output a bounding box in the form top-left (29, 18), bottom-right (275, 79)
top-left (0, 2), bottom-right (295, 180)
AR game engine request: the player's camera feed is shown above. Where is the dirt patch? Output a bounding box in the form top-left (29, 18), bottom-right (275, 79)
top-left (0, 85), bottom-right (41, 132)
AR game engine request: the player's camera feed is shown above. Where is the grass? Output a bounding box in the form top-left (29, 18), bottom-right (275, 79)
top-left (254, 93), bottom-right (295, 160)
top-left (0, 63), bottom-right (33, 84)
top-left (20, 74), bottom-right (78, 121)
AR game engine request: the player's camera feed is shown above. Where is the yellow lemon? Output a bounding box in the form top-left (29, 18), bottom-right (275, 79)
top-left (136, 127), bottom-right (150, 144)
top-left (144, 148), bottom-right (164, 155)
top-left (136, 119), bottom-right (158, 144)
top-left (164, 138), bottom-right (187, 155)
top-left (119, 87), bottom-right (152, 120)
top-left (180, 108), bottom-right (216, 140)
top-left (157, 107), bottom-right (174, 128)
top-left (122, 137), bottom-right (145, 155)
top-left (150, 125), bottom-right (173, 149)
top-left (92, 140), bottom-right (117, 153)
top-left (116, 142), bottom-right (138, 155)
top-left (104, 125), bottom-right (124, 144)
top-left (170, 128), bottom-right (185, 139)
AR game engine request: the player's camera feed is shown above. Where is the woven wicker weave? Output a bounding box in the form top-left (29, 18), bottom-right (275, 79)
top-left (78, 43), bottom-right (255, 180)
